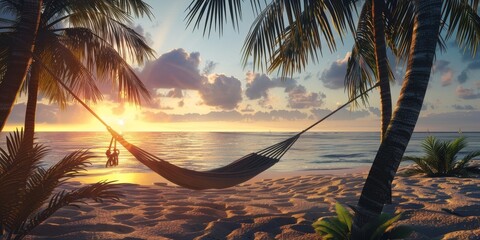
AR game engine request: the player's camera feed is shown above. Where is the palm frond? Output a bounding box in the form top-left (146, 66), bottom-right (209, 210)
top-left (404, 136), bottom-right (480, 177)
top-left (242, 0), bottom-right (356, 76)
top-left (94, 46), bottom-right (151, 104)
top-left (9, 150), bottom-right (94, 231)
top-left (15, 181), bottom-right (121, 237)
top-left (185, 0), bottom-right (250, 37)
top-left (115, 0), bottom-right (154, 19)
top-left (34, 31), bottom-right (103, 107)
top-left (43, 0), bottom-right (153, 26)
top-left (443, 0), bottom-right (480, 56)
top-left (384, 0), bottom-right (413, 64)
top-left (345, 1), bottom-right (376, 108)
top-left (0, 0), bottom-right (19, 16)
top-left (61, 27), bottom-right (151, 104)
top-left (66, 11), bottom-right (155, 64)
top-left (0, 129), bottom-right (48, 230)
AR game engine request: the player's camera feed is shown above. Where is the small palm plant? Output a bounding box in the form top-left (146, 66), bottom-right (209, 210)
top-left (403, 136), bottom-right (480, 177)
top-left (312, 203), bottom-right (412, 240)
top-left (0, 130), bottom-right (121, 240)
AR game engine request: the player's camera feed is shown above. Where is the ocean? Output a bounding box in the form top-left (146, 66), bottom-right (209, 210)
top-left (1, 131), bottom-right (479, 183)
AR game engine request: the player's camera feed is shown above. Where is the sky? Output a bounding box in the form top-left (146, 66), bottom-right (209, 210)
top-left (4, 0), bottom-right (480, 132)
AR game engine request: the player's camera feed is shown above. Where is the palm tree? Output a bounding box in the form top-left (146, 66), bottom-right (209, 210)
top-left (185, 0), bottom-right (478, 235)
top-left (0, 0), bottom-right (155, 146)
top-left (346, 0), bottom-right (393, 142)
top-left (347, 0), bottom-right (480, 141)
top-left (350, 0), bottom-right (443, 236)
top-left (0, 0), bottom-right (42, 132)
top-left (0, 129), bottom-right (120, 239)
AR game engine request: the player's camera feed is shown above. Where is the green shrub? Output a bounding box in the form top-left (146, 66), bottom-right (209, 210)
top-left (312, 203), bottom-right (412, 240)
top-left (0, 130), bottom-right (121, 239)
top-left (403, 136), bottom-right (480, 177)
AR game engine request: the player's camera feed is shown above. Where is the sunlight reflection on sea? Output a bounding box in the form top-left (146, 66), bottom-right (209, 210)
top-left (1, 131), bottom-right (479, 184)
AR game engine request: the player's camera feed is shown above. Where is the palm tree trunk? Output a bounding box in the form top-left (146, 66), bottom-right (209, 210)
top-left (372, 0), bottom-right (393, 204)
top-left (351, 0), bottom-right (442, 238)
top-left (23, 63), bottom-right (40, 148)
top-left (372, 0), bottom-right (392, 142)
top-left (0, 0), bottom-right (42, 132)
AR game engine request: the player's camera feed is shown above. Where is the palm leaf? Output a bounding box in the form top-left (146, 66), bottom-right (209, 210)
top-left (10, 151), bottom-right (94, 230)
top-left (14, 181), bottom-right (121, 238)
top-left (0, 130), bottom-right (48, 230)
top-left (443, 0), bottom-right (480, 56)
top-left (185, 0), bottom-right (247, 36)
top-left (33, 31), bottom-right (103, 107)
top-left (60, 27), bottom-right (151, 104)
top-left (66, 11), bottom-right (155, 64)
top-left (404, 136), bottom-right (480, 176)
top-left (242, 0), bottom-right (356, 76)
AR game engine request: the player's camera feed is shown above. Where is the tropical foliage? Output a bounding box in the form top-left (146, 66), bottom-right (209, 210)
top-left (312, 203), bottom-right (412, 240)
top-left (0, 0), bottom-right (42, 131)
top-left (184, 0), bottom-right (446, 234)
top-left (0, 0), bottom-right (155, 134)
top-left (0, 130), bottom-right (120, 239)
top-left (403, 136), bottom-right (480, 177)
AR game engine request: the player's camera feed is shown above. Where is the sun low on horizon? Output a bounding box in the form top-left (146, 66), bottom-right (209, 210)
top-left (3, 0), bottom-right (480, 134)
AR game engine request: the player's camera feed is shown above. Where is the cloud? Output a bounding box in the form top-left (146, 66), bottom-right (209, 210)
top-left (178, 100), bottom-right (184, 107)
top-left (202, 60), bottom-right (218, 75)
top-left (440, 69), bottom-right (453, 86)
top-left (248, 110), bottom-right (308, 121)
top-left (287, 85), bottom-right (325, 109)
top-left (7, 103), bottom-right (88, 125)
top-left (457, 70), bottom-right (468, 84)
top-left (368, 107), bottom-right (381, 117)
top-left (163, 88), bottom-right (183, 98)
top-left (319, 52), bottom-right (350, 89)
top-left (245, 72), bottom-right (297, 100)
top-left (258, 98), bottom-right (273, 109)
top-left (240, 104), bottom-right (254, 113)
top-left (416, 111), bottom-right (480, 131)
top-left (433, 60), bottom-right (450, 73)
top-left (311, 107), bottom-right (369, 120)
top-left (112, 103), bottom-right (125, 115)
top-left (457, 61), bottom-right (480, 84)
top-left (142, 111), bottom-right (171, 122)
top-left (422, 102), bottom-right (435, 110)
top-left (142, 110), bottom-right (243, 122)
top-left (304, 72), bottom-right (313, 81)
top-left (140, 49), bottom-right (205, 90)
top-left (456, 86), bottom-right (480, 99)
top-left (452, 104), bottom-right (476, 110)
top-left (141, 109), bottom-right (309, 122)
top-left (199, 74), bottom-right (242, 110)
top-left (131, 24), bottom-right (153, 46)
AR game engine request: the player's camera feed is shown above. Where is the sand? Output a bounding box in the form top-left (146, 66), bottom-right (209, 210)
top-left (27, 168), bottom-right (479, 240)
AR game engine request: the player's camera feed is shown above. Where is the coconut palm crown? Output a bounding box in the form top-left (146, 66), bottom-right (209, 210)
top-left (0, 0), bottom-right (155, 134)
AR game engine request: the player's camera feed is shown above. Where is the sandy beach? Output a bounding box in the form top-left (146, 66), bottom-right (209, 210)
top-left (24, 167), bottom-right (479, 240)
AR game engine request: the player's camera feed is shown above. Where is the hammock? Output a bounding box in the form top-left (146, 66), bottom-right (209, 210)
top-left (35, 55), bottom-right (378, 190)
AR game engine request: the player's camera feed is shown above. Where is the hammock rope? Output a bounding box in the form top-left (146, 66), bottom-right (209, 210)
top-left (32, 53), bottom-right (379, 190)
